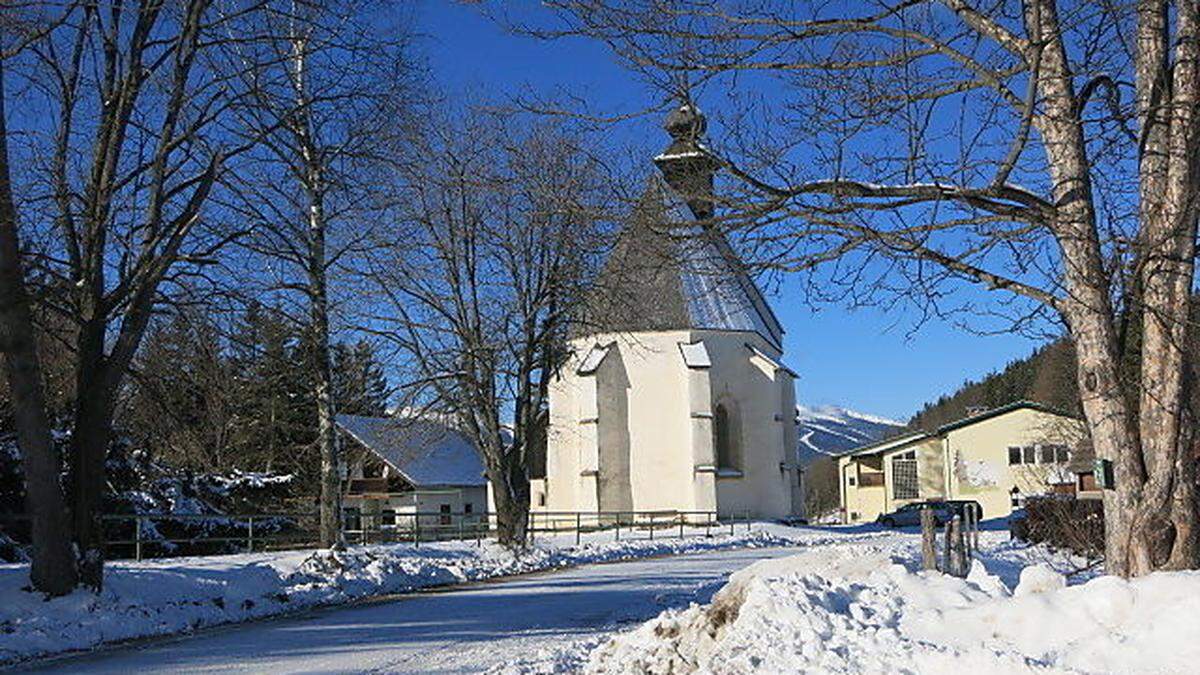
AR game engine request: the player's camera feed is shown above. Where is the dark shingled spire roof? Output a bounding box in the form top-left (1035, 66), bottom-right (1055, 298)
top-left (577, 179), bottom-right (785, 350)
top-left (576, 102), bottom-right (784, 349)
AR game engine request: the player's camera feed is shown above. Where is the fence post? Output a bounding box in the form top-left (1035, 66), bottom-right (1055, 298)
top-left (615, 515), bottom-right (620, 542)
top-left (962, 508), bottom-right (972, 558)
top-left (135, 517), bottom-right (143, 562)
top-left (247, 516), bottom-right (255, 553)
top-left (920, 507), bottom-right (936, 571)
top-left (649, 513), bottom-right (655, 540)
top-left (951, 515), bottom-right (966, 577)
top-left (729, 515), bottom-right (734, 537)
top-left (679, 514), bottom-right (684, 539)
top-left (942, 518), bottom-right (952, 573)
top-left (971, 507), bottom-right (980, 552)
top-left (705, 511), bottom-right (712, 538)
top-left (575, 512), bottom-right (581, 546)
top-left (414, 512), bottom-right (420, 548)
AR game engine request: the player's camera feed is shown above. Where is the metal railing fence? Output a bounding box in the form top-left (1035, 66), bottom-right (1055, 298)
top-left (0, 509), bottom-right (755, 562)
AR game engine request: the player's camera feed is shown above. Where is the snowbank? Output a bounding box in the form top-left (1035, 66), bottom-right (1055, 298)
top-left (586, 545), bottom-right (1200, 674)
top-left (0, 525), bottom-right (817, 666)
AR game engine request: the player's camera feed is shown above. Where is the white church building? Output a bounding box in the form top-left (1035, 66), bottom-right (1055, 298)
top-left (529, 104), bottom-right (802, 521)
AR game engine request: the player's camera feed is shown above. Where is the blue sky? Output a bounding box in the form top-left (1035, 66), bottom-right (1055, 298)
top-left (412, 2), bottom-right (1048, 421)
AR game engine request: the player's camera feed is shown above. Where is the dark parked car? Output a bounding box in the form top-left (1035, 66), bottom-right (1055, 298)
top-left (945, 500), bottom-right (984, 521)
top-left (876, 500), bottom-right (983, 528)
top-left (877, 501), bottom-right (951, 528)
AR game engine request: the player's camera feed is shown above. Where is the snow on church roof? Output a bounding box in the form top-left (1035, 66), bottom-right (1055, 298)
top-left (669, 203), bottom-right (784, 350)
top-left (579, 179), bottom-right (785, 351)
top-left (336, 414), bottom-right (487, 487)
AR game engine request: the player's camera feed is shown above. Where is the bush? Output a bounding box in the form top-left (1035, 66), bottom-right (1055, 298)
top-left (1016, 496), bottom-right (1104, 559)
top-left (1, 434), bottom-right (299, 560)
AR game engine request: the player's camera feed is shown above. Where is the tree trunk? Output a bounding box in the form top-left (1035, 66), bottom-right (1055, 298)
top-left (308, 186), bottom-right (341, 550)
top-left (68, 322), bottom-right (116, 590)
top-left (490, 458), bottom-right (530, 548)
top-left (0, 59), bottom-right (78, 596)
top-left (1127, 0), bottom-right (1200, 575)
top-left (1030, 0), bottom-right (1145, 576)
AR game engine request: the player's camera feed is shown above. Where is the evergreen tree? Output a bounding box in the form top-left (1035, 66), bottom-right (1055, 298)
top-left (332, 340), bottom-right (390, 416)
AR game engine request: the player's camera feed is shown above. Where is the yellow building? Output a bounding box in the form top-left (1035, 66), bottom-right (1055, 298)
top-left (838, 402), bottom-right (1085, 523)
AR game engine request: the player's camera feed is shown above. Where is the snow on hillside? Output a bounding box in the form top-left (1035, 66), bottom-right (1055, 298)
top-left (796, 404), bottom-right (903, 463)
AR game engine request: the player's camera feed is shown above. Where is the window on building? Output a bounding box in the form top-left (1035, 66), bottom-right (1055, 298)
top-left (892, 450), bottom-right (919, 500)
top-left (439, 503), bottom-right (451, 525)
top-left (464, 503), bottom-right (473, 514)
top-left (537, 492), bottom-right (546, 506)
top-left (848, 475), bottom-right (856, 487)
top-left (1079, 472), bottom-right (1097, 492)
top-left (713, 402), bottom-right (741, 471)
top-left (1039, 445), bottom-right (1055, 464)
top-left (1008, 447), bottom-right (1022, 465)
top-left (1022, 446), bottom-right (1036, 464)
top-left (1055, 445), bottom-right (1070, 463)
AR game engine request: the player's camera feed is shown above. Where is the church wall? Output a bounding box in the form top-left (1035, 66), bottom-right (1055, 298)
top-left (697, 330), bottom-right (798, 519)
top-left (542, 348), bottom-right (586, 513)
top-left (542, 331), bottom-right (697, 516)
top-left (615, 331), bottom-right (700, 513)
top-left (595, 344), bottom-right (634, 513)
top-left (542, 329), bottom-right (798, 520)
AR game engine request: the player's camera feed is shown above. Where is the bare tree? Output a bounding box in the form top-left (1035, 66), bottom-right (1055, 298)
top-left (365, 112), bottom-right (611, 547)
top-left (228, 0), bottom-right (414, 549)
top-left (0, 6), bottom-right (78, 594)
top-left (529, 0), bottom-right (1200, 575)
top-left (5, 0), bottom-right (279, 590)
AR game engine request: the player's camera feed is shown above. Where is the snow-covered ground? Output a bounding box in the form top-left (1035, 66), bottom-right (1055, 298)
top-left (576, 535), bottom-right (1197, 675)
top-left (0, 523), bottom-right (850, 667)
top-left (11, 525), bottom-right (1196, 674)
top-left (24, 544), bottom-right (810, 673)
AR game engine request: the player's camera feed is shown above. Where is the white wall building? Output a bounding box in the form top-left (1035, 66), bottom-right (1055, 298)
top-left (337, 414), bottom-right (488, 528)
top-left (531, 104), bottom-right (802, 521)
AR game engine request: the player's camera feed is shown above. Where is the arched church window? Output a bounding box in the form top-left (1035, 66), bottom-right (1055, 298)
top-left (713, 402), bottom-right (741, 471)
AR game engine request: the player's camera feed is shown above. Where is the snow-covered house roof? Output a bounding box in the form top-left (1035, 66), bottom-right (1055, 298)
top-left (578, 178), bottom-right (785, 351)
top-left (335, 414), bottom-right (487, 487)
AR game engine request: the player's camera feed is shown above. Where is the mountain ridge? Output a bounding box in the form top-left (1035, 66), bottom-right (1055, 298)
top-left (796, 404), bottom-right (903, 463)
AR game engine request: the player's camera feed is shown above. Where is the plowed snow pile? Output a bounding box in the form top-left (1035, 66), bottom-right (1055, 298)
top-left (586, 547), bottom-right (1200, 674)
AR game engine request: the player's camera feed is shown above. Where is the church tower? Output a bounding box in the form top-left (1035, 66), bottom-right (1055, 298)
top-left (531, 103), bottom-right (802, 521)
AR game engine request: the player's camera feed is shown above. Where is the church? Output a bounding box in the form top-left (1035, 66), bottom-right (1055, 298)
top-left (529, 104), bottom-right (803, 521)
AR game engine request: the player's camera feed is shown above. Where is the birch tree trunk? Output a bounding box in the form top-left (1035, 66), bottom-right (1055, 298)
top-left (308, 181), bottom-right (341, 550)
top-left (290, 27), bottom-right (341, 550)
top-left (0, 59), bottom-right (78, 596)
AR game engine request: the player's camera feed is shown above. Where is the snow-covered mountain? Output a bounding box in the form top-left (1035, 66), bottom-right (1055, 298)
top-left (796, 404), bottom-right (904, 464)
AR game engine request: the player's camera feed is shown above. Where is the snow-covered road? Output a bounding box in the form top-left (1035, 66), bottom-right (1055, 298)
top-left (29, 546), bottom-right (800, 674)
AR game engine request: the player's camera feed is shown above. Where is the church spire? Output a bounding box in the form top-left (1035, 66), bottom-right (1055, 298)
top-left (653, 101), bottom-right (720, 220)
